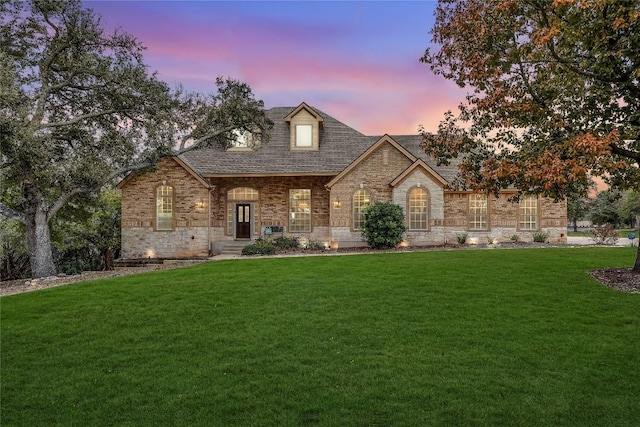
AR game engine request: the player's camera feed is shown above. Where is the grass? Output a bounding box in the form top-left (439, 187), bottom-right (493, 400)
top-left (568, 228), bottom-right (636, 238)
top-left (2, 247), bottom-right (639, 426)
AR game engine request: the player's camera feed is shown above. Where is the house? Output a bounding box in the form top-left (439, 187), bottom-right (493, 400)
top-left (117, 103), bottom-right (567, 258)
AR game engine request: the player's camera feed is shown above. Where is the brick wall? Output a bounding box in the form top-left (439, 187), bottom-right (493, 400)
top-left (120, 158), bottom-right (211, 258)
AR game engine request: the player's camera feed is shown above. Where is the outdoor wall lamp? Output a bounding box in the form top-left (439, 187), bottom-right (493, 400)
top-left (195, 198), bottom-right (206, 209)
top-left (332, 199), bottom-right (342, 209)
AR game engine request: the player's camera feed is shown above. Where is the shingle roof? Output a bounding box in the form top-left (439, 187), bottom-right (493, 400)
top-left (180, 105), bottom-right (460, 184)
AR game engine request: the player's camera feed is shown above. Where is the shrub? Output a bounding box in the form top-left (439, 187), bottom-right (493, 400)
top-left (456, 233), bottom-right (468, 244)
top-left (589, 224), bottom-right (619, 245)
top-left (271, 236), bottom-right (300, 250)
top-left (361, 202), bottom-right (406, 249)
top-left (510, 234), bottom-right (521, 242)
top-left (487, 236), bottom-right (497, 245)
top-left (242, 239), bottom-right (276, 255)
top-left (307, 240), bottom-right (325, 250)
top-left (532, 231), bottom-right (549, 243)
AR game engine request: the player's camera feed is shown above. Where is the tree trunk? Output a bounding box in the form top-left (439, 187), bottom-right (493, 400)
top-left (572, 218), bottom-right (578, 233)
top-left (25, 209), bottom-right (57, 278)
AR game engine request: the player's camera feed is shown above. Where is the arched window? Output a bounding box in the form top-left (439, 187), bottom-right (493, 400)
top-left (353, 189), bottom-right (370, 230)
top-left (156, 185), bottom-right (173, 231)
top-left (228, 187), bottom-right (259, 201)
top-left (408, 187), bottom-right (428, 230)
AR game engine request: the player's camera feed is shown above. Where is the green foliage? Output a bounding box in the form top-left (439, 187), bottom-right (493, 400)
top-left (52, 188), bottom-right (122, 274)
top-left (619, 191), bottom-right (640, 229)
top-left (361, 202), bottom-right (406, 249)
top-left (270, 236), bottom-right (300, 250)
top-left (0, 218), bottom-right (30, 280)
top-left (456, 232), bottom-right (468, 244)
top-left (0, 0), bottom-right (271, 277)
top-left (1, 249), bottom-right (638, 425)
top-left (307, 240), bottom-right (325, 250)
top-left (532, 231), bottom-right (549, 243)
top-left (242, 239), bottom-right (276, 255)
top-left (589, 190), bottom-right (622, 227)
top-left (510, 234), bottom-right (521, 243)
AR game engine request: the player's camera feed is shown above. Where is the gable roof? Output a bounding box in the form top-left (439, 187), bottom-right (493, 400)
top-left (283, 102), bottom-right (324, 130)
top-left (178, 103), bottom-right (461, 182)
top-left (389, 159), bottom-right (449, 188)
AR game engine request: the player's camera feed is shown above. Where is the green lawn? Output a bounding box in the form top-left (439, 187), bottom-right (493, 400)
top-left (568, 228), bottom-right (636, 238)
top-left (2, 247), bottom-right (639, 426)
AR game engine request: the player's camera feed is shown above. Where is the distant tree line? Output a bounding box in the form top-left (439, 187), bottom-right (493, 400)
top-left (568, 190), bottom-right (640, 232)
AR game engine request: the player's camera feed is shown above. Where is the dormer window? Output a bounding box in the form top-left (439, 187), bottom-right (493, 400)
top-left (228, 129), bottom-right (257, 151)
top-left (295, 125), bottom-right (313, 147)
top-left (285, 102), bottom-right (324, 151)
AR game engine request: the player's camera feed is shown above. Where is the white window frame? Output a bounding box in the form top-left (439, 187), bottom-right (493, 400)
top-left (408, 187), bottom-right (429, 231)
top-left (469, 194), bottom-right (488, 230)
top-left (519, 195), bottom-right (538, 230)
top-left (295, 124), bottom-right (313, 147)
top-left (156, 185), bottom-right (174, 231)
top-left (352, 189), bottom-right (370, 230)
top-left (289, 189), bottom-right (311, 232)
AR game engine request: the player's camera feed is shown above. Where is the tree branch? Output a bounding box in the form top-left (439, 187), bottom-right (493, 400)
top-left (0, 203), bottom-right (27, 225)
top-left (610, 142), bottom-right (640, 164)
top-left (40, 109), bottom-right (119, 128)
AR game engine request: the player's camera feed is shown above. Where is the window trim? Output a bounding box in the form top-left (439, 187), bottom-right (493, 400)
top-left (468, 193), bottom-right (489, 231)
top-left (155, 184), bottom-right (174, 231)
top-left (407, 187), bottom-right (430, 231)
top-left (295, 124), bottom-right (313, 148)
top-left (352, 189), bottom-right (371, 231)
top-left (518, 194), bottom-right (539, 231)
top-left (289, 189), bottom-right (312, 232)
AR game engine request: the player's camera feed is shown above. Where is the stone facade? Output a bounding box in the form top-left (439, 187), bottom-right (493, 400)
top-left (118, 104), bottom-right (568, 259)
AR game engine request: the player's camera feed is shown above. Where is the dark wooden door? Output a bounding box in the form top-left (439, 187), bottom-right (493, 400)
top-left (236, 204), bottom-right (251, 239)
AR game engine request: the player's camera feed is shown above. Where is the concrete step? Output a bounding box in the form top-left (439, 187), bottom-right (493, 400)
top-left (219, 241), bottom-right (252, 255)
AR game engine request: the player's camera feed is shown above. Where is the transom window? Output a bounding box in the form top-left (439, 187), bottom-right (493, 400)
top-left (228, 187), bottom-right (259, 201)
top-left (469, 194), bottom-right (488, 230)
top-left (408, 188), bottom-right (428, 230)
top-left (295, 125), bottom-right (313, 147)
top-left (289, 189), bottom-right (311, 232)
top-left (519, 195), bottom-right (538, 230)
top-left (156, 185), bottom-right (173, 231)
top-left (353, 190), bottom-right (370, 230)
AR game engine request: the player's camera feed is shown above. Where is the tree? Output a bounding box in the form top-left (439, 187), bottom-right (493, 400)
top-left (567, 193), bottom-right (590, 232)
top-left (420, 0), bottom-right (640, 271)
top-left (361, 202), bottom-right (407, 249)
top-left (588, 190), bottom-right (621, 227)
top-left (619, 190), bottom-right (640, 229)
top-left (0, 1), bottom-right (272, 278)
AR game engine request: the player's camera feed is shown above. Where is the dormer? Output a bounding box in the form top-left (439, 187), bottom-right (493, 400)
top-left (227, 128), bottom-right (261, 151)
top-left (284, 102), bottom-right (324, 151)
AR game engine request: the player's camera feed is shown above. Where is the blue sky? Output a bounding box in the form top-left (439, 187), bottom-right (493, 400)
top-left (85, 1), bottom-right (465, 135)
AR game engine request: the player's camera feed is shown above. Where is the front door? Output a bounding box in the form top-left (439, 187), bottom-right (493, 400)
top-left (235, 203), bottom-right (251, 239)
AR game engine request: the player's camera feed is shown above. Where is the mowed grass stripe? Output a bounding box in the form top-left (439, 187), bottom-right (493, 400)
top-left (2, 247), bottom-right (639, 426)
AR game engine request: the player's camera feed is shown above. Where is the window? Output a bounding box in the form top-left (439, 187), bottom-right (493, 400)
top-left (289, 189), bottom-right (311, 232)
top-left (230, 129), bottom-right (250, 149)
top-left (519, 195), bottom-right (538, 230)
top-left (469, 194), bottom-right (488, 230)
top-left (353, 190), bottom-right (370, 230)
top-left (295, 125), bottom-right (313, 147)
top-left (408, 188), bottom-right (428, 230)
top-left (156, 185), bottom-right (173, 230)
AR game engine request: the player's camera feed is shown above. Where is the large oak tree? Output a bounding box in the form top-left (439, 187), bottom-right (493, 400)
top-left (420, 0), bottom-right (640, 270)
top-left (0, 0), bottom-right (272, 278)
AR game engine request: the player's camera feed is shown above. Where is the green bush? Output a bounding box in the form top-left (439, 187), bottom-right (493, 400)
top-left (242, 239), bottom-right (276, 255)
top-left (271, 236), bottom-right (300, 250)
top-left (510, 234), bottom-right (521, 242)
top-left (361, 202), bottom-right (406, 249)
top-left (532, 230), bottom-right (549, 243)
top-left (456, 232), bottom-right (468, 244)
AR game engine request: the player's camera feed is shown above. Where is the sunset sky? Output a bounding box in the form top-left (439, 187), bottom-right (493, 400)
top-left (84, 1), bottom-right (467, 135)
